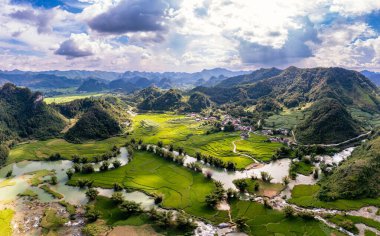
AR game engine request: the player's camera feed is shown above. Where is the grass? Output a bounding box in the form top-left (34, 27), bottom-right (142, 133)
top-left (26, 169), bottom-right (55, 186)
top-left (289, 185), bottom-right (380, 210)
top-left (292, 160), bottom-right (314, 175)
top-left (41, 208), bottom-right (68, 234)
top-left (8, 137), bottom-right (125, 164)
top-left (93, 196), bottom-right (191, 235)
top-left (18, 189), bottom-right (38, 200)
top-left (0, 209), bottom-right (14, 236)
top-left (130, 113), bottom-right (283, 169)
top-left (229, 199), bottom-right (344, 236)
top-left (44, 93), bottom-right (104, 104)
top-left (264, 109), bottom-right (310, 130)
top-left (365, 230), bottom-right (377, 236)
top-left (59, 201), bottom-right (76, 215)
top-left (69, 151), bottom-right (222, 221)
top-left (40, 185), bottom-right (64, 199)
top-left (234, 134), bottom-right (284, 162)
top-left (0, 179), bottom-right (16, 188)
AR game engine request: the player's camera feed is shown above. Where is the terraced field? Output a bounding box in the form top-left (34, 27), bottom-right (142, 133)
top-left (69, 151), bottom-right (221, 220)
top-left (131, 113), bottom-right (284, 169)
top-left (44, 93), bottom-right (104, 104)
top-left (229, 200), bottom-right (344, 236)
top-left (0, 209), bottom-right (14, 236)
top-left (234, 134), bottom-right (284, 162)
top-left (8, 137), bottom-right (125, 164)
top-left (289, 185), bottom-right (380, 210)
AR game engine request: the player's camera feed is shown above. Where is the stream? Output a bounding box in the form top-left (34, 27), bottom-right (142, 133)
top-left (0, 145), bottom-right (362, 236)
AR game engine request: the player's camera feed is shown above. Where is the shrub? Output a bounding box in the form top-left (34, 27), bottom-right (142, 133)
top-left (112, 160), bottom-right (121, 169)
top-left (113, 183), bottom-right (123, 191)
top-left (111, 192), bottom-right (124, 204)
top-left (99, 161), bottom-right (109, 171)
top-left (283, 206), bottom-right (295, 217)
top-left (82, 164), bottom-right (95, 174)
top-left (85, 188), bottom-right (99, 201)
top-left (119, 200), bottom-right (142, 215)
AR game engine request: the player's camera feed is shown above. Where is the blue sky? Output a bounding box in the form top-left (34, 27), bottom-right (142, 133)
top-left (1, 0), bottom-right (380, 72)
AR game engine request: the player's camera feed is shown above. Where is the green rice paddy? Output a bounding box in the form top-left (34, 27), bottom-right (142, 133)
top-left (289, 185), bottom-right (380, 210)
top-left (8, 137), bottom-right (125, 164)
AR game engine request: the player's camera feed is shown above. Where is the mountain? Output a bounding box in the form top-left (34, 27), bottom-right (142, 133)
top-left (64, 105), bottom-right (121, 143)
top-left (77, 78), bottom-right (108, 92)
top-left (187, 92), bottom-right (213, 112)
top-left (318, 132), bottom-right (380, 201)
top-left (0, 83), bottom-right (65, 143)
top-left (138, 89), bottom-right (185, 111)
top-left (216, 67), bottom-right (282, 88)
top-left (295, 98), bottom-right (361, 144)
top-left (0, 73), bottom-right (82, 90)
top-left (361, 70), bottom-right (380, 86)
top-left (194, 67), bottom-right (379, 110)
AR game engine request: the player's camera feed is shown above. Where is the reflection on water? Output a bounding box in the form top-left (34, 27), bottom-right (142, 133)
top-left (0, 147), bottom-right (154, 206)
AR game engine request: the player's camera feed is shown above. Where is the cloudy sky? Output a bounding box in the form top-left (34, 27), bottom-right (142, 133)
top-left (1, 0), bottom-right (380, 72)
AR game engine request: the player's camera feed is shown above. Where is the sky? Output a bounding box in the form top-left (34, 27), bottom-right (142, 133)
top-left (1, 0), bottom-right (380, 72)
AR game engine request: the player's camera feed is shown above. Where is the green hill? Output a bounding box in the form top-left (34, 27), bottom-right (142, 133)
top-left (295, 98), bottom-right (362, 144)
top-left (318, 133), bottom-right (380, 201)
top-left (64, 105), bottom-right (121, 143)
top-left (0, 83), bottom-right (65, 142)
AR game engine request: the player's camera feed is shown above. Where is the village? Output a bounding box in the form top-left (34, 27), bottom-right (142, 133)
top-left (187, 113), bottom-right (294, 145)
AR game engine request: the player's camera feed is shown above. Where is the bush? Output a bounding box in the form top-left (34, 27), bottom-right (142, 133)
top-left (113, 183), bottom-right (123, 191)
top-left (85, 205), bottom-right (101, 223)
top-left (85, 188), bottom-right (99, 201)
top-left (283, 206), bottom-right (295, 217)
top-left (50, 176), bottom-right (58, 185)
top-left (261, 172), bottom-right (273, 183)
top-left (66, 169), bottom-right (74, 180)
top-left (112, 160), bottom-right (121, 169)
top-left (82, 164), bottom-right (95, 174)
top-left (99, 161), bottom-right (109, 171)
top-left (234, 179), bottom-right (248, 192)
top-left (111, 192), bottom-right (124, 204)
top-left (119, 200), bottom-right (142, 215)
top-left (154, 194), bottom-right (163, 204)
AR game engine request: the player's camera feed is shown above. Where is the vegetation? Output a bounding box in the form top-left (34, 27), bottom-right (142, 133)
top-left (0, 209), bottom-right (14, 236)
top-left (18, 189), bottom-right (38, 200)
top-left (40, 208), bottom-right (68, 235)
top-left (65, 105), bottom-right (121, 143)
top-left (44, 93), bottom-right (104, 104)
top-left (228, 199), bottom-right (343, 236)
top-left (289, 185), bottom-right (380, 210)
top-left (8, 136), bottom-right (125, 163)
top-left (40, 184), bottom-right (64, 199)
top-left (295, 98), bottom-right (362, 144)
top-left (318, 136), bottom-right (380, 201)
top-left (0, 84), bottom-right (65, 144)
top-left (69, 151), bottom-right (220, 220)
top-left (233, 178), bottom-right (284, 197)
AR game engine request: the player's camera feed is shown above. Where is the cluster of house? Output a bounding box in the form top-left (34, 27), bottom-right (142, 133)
top-left (261, 128), bottom-right (290, 136)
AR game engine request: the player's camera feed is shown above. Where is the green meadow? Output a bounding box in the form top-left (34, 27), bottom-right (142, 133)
top-left (0, 209), bottom-right (14, 236)
top-left (69, 151), bottom-right (222, 221)
top-left (8, 137), bottom-right (125, 164)
top-left (234, 134), bottom-right (284, 162)
top-left (289, 185), bottom-right (380, 210)
top-left (44, 93), bottom-right (105, 104)
top-left (130, 113), bottom-right (283, 168)
top-left (229, 200), bottom-right (344, 236)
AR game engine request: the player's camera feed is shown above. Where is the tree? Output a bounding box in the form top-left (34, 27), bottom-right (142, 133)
top-left (176, 212), bottom-right (196, 230)
top-left (261, 171), bottom-right (273, 183)
top-left (99, 161), bottom-right (109, 171)
top-left (82, 163), bottom-right (94, 174)
top-left (253, 182), bottom-right (260, 191)
top-left (113, 183), bottom-right (123, 191)
top-left (156, 211), bottom-right (173, 228)
top-left (234, 179), bottom-right (248, 192)
top-left (283, 206), bottom-right (295, 217)
top-left (5, 170), bottom-right (12, 178)
top-left (73, 163), bottom-right (81, 173)
top-left (112, 160), bottom-right (121, 169)
top-left (66, 169), bottom-right (74, 180)
top-left (205, 193), bottom-right (219, 208)
top-left (235, 217), bottom-right (248, 231)
top-left (154, 194), bottom-right (163, 204)
top-left (111, 192), bottom-right (124, 204)
top-left (85, 205), bottom-right (101, 222)
top-left (282, 176), bottom-right (290, 186)
top-left (157, 141), bottom-right (163, 148)
top-left (50, 176), bottom-right (58, 185)
top-left (85, 188), bottom-right (99, 201)
top-left (178, 147), bottom-right (184, 155)
top-left (119, 200), bottom-right (142, 215)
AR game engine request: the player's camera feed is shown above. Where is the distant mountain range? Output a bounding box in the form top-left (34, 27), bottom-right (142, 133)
top-left (361, 70), bottom-right (380, 86)
top-left (0, 68), bottom-right (250, 93)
